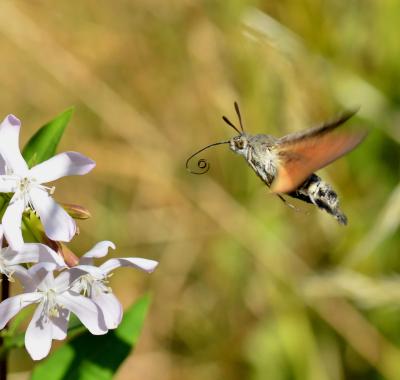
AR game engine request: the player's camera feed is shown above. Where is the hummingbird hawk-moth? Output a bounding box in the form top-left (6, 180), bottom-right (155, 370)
top-left (186, 102), bottom-right (367, 225)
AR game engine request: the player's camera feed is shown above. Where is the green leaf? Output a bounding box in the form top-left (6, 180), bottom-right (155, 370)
top-left (22, 108), bottom-right (74, 167)
top-left (30, 295), bottom-right (151, 380)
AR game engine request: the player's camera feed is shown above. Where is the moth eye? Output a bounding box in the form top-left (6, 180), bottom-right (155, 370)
top-left (235, 140), bottom-right (244, 149)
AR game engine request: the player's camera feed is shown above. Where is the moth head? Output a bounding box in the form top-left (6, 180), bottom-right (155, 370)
top-left (229, 134), bottom-right (249, 157)
top-left (186, 102), bottom-right (246, 174)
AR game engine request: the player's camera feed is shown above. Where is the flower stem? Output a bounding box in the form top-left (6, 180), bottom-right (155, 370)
top-left (22, 214), bottom-right (42, 243)
top-left (0, 275), bottom-right (9, 380)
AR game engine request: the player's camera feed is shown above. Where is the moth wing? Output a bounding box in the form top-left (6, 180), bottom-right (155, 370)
top-left (270, 111), bottom-right (366, 194)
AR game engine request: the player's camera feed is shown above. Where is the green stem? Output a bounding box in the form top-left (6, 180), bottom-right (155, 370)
top-left (0, 276), bottom-right (9, 380)
top-left (0, 196), bottom-right (10, 219)
top-left (0, 196), bottom-right (11, 380)
top-left (0, 209), bottom-right (42, 375)
top-left (22, 214), bottom-right (42, 243)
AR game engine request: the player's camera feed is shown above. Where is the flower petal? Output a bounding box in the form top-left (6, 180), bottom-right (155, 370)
top-left (51, 308), bottom-right (69, 340)
top-left (93, 293), bottom-right (122, 330)
top-left (0, 115), bottom-right (28, 175)
top-left (4, 244), bottom-right (65, 267)
top-left (0, 293), bottom-right (41, 329)
top-left (30, 244), bottom-right (66, 267)
top-left (0, 154), bottom-right (6, 175)
top-left (30, 188), bottom-right (76, 242)
top-left (57, 292), bottom-right (107, 335)
top-left (13, 266), bottom-right (35, 290)
top-left (25, 303), bottom-right (53, 360)
top-left (29, 152), bottom-right (95, 184)
top-left (53, 270), bottom-right (74, 292)
top-left (69, 265), bottom-right (104, 278)
top-left (27, 263), bottom-right (57, 291)
top-left (79, 241), bottom-right (115, 265)
top-left (100, 258), bottom-right (159, 274)
top-left (0, 177), bottom-right (16, 192)
top-left (2, 195), bottom-right (25, 250)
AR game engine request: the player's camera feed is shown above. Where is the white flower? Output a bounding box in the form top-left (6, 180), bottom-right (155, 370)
top-left (70, 241), bottom-right (158, 329)
top-left (0, 225), bottom-right (65, 281)
top-left (0, 115), bottom-right (95, 250)
top-left (0, 263), bottom-right (107, 360)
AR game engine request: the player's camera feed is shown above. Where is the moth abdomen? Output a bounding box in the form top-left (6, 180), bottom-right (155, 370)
top-left (288, 174), bottom-right (348, 225)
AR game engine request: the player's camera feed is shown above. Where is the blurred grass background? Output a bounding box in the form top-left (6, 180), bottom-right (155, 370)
top-left (1, 1), bottom-right (399, 379)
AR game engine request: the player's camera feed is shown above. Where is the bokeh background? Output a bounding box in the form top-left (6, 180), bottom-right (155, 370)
top-left (1, 1), bottom-right (399, 379)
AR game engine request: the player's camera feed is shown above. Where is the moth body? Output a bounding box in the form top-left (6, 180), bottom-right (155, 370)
top-left (229, 133), bottom-right (348, 224)
top-left (186, 103), bottom-right (366, 226)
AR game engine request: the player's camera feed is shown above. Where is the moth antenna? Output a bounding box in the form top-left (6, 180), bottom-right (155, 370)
top-left (222, 116), bottom-right (241, 135)
top-left (186, 141), bottom-right (230, 175)
top-left (234, 101), bottom-right (245, 133)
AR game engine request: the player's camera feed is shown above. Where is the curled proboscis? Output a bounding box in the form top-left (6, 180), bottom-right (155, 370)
top-left (185, 141), bottom-right (229, 175)
top-left (186, 157), bottom-right (210, 175)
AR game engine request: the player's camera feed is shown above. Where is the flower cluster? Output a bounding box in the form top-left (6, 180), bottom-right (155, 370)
top-left (0, 115), bottom-right (158, 360)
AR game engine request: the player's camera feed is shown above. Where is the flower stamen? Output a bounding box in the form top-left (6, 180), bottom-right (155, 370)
top-left (72, 273), bottom-right (112, 298)
top-left (41, 289), bottom-right (60, 319)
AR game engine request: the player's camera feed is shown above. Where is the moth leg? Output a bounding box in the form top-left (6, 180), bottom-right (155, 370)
top-left (276, 194), bottom-right (304, 213)
top-left (246, 150), bottom-right (259, 173)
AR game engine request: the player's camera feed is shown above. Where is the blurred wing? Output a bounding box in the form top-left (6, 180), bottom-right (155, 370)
top-left (270, 110), bottom-right (367, 193)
